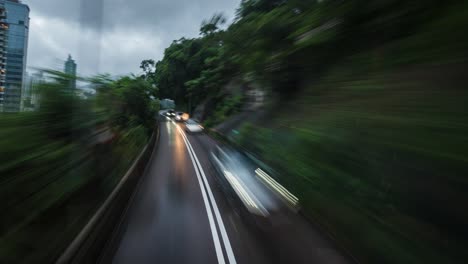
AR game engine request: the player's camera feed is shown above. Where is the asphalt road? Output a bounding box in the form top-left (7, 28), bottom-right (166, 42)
top-left (106, 119), bottom-right (354, 264)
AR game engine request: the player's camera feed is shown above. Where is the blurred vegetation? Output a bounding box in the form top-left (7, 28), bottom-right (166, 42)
top-left (0, 71), bottom-right (157, 263)
top-left (203, 94), bottom-right (243, 127)
top-left (142, 0), bottom-right (468, 263)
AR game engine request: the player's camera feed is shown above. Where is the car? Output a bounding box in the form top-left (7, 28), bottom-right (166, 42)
top-left (164, 109), bottom-right (176, 118)
top-left (209, 146), bottom-right (283, 229)
top-left (184, 119), bottom-right (203, 133)
top-left (175, 112), bottom-right (189, 122)
top-left (175, 112), bottom-right (183, 122)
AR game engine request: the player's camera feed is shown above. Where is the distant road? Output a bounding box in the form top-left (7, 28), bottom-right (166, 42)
top-left (104, 118), bottom-right (353, 264)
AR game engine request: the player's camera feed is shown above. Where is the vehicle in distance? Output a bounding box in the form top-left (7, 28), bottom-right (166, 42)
top-left (185, 119), bottom-right (203, 133)
top-left (165, 109), bottom-right (176, 118)
top-left (175, 112), bottom-right (189, 122)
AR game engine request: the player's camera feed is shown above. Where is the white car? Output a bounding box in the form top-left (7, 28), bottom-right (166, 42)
top-left (185, 119), bottom-right (203, 133)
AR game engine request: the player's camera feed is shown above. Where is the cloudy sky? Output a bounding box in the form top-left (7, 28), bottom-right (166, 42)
top-left (24, 0), bottom-right (240, 77)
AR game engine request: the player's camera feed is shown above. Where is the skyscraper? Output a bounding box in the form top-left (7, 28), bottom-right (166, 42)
top-left (0, 2), bottom-right (8, 112)
top-left (64, 54), bottom-right (77, 89)
top-left (1, 0), bottom-right (29, 112)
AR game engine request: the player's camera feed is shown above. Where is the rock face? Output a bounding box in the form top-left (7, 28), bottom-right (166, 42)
top-left (192, 77), bottom-right (267, 135)
top-left (192, 78), bottom-right (244, 121)
top-left (243, 83), bottom-right (265, 111)
top-left (222, 78), bottom-right (265, 111)
top-left (212, 78), bottom-right (267, 135)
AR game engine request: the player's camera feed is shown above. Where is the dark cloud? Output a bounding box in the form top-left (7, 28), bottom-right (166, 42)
top-left (80, 0), bottom-right (104, 32)
top-left (24, 0), bottom-right (240, 76)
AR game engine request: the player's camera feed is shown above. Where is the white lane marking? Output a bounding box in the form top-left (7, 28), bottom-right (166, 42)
top-left (176, 124), bottom-right (237, 264)
top-left (173, 124), bottom-right (226, 264)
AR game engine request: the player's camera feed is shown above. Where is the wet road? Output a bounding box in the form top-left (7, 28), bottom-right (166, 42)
top-left (107, 120), bottom-right (353, 264)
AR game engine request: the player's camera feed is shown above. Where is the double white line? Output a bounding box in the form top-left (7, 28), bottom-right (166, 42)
top-left (174, 123), bottom-right (237, 264)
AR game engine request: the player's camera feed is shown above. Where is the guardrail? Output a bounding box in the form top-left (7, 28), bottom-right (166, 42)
top-left (56, 127), bottom-right (159, 264)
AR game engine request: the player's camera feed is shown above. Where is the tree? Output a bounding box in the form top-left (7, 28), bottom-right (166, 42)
top-left (200, 13), bottom-right (226, 36)
top-left (140, 59), bottom-right (156, 80)
top-left (236, 0), bottom-right (287, 19)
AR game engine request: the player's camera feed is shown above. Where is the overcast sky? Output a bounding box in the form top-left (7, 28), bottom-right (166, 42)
top-left (24, 0), bottom-right (240, 77)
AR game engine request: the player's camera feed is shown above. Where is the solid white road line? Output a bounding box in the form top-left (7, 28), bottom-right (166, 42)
top-left (173, 124), bottom-right (226, 264)
top-left (178, 128), bottom-right (237, 264)
top-left (175, 123), bottom-right (237, 264)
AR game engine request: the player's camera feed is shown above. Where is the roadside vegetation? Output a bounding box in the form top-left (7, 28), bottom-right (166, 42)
top-left (0, 72), bottom-right (158, 263)
top-left (142, 0), bottom-right (468, 263)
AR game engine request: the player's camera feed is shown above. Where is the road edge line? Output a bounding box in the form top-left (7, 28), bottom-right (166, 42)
top-left (175, 124), bottom-right (226, 264)
top-left (178, 126), bottom-right (237, 264)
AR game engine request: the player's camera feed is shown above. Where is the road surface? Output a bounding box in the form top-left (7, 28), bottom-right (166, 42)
top-left (104, 119), bottom-right (353, 264)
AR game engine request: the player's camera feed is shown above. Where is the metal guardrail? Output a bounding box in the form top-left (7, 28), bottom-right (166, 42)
top-left (56, 127), bottom-right (159, 264)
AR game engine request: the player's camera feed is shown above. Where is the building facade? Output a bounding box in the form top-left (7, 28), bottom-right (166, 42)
top-left (64, 54), bottom-right (77, 89)
top-left (1, 0), bottom-right (29, 112)
top-left (0, 2), bottom-right (8, 111)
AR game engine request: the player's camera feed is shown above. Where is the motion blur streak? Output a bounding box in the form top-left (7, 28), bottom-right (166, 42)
top-left (224, 170), bottom-right (267, 216)
top-left (210, 151), bottom-right (269, 216)
top-left (255, 168), bottom-right (299, 209)
top-left (0, 71), bottom-right (157, 263)
top-left (3, 0), bottom-right (468, 263)
top-left (173, 125), bottom-right (189, 185)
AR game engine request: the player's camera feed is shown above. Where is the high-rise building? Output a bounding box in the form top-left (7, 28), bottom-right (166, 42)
top-left (0, 2), bottom-right (8, 112)
top-left (1, 0), bottom-right (29, 112)
top-left (64, 54), bottom-right (77, 89)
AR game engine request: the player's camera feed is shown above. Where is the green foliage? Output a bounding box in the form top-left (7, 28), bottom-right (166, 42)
top-left (95, 75), bottom-right (158, 131)
top-left (203, 94), bottom-right (243, 127)
top-left (0, 71), bottom-right (157, 263)
top-left (236, 0), bottom-right (288, 19)
top-left (140, 59), bottom-right (156, 80)
top-left (236, 62), bottom-right (468, 263)
top-left (230, 2), bottom-right (468, 263)
top-left (35, 72), bottom-right (97, 140)
top-left (200, 13), bottom-right (226, 36)
top-left (153, 37), bottom-right (207, 107)
top-left (156, 40), bottom-right (204, 108)
top-left (143, 0), bottom-right (463, 114)
top-left (142, 0), bottom-right (468, 263)
top-left (144, 14), bottom-right (231, 113)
